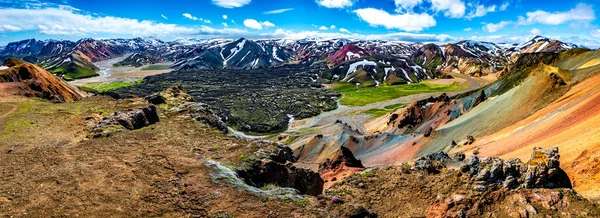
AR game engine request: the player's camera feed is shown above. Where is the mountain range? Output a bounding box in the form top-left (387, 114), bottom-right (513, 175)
top-left (0, 36), bottom-right (581, 84)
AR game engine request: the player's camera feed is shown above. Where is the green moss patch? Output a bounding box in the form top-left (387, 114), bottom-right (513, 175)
top-left (82, 79), bottom-right (143, 92)
top-left (50, 65), bottom-right (99, 81)
top-left (363, 103), bottom-right (408, 117)
top-left (141, 65), bottom-right (169, 70)
top-left (333, 82), bottom-right (464, 106)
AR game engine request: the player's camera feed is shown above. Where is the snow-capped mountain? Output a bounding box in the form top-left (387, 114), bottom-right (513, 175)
top-left (504, 36), bottom-right (581, 61)
top-left (1, 39), bottom-right (46, 56)
top-left (440, 40), bottom-right (508, 76)
top-left (0, 35), bottom-right (585, 82)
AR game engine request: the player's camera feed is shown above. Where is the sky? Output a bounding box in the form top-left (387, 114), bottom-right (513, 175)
top-left (0, 0), bottom-right (600, 47)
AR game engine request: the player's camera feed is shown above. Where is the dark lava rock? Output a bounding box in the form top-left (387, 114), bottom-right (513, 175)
top-left (102, 105), bottom-right (159, 130)
top-left (550, 72), bottom-right (567, 86)
top-left (472, 90), bottom-right (487, 108)
top-left (112, 66), bottom-right (339, 134)
top-left (270, 145), bottom-right (297, 163)
top-left (345, 206), bottom-right (378, 218)
top-left (453, 152), bottom-right (466, 161)
top-left (145, 94), bottom-right (166, 104)
top-left (238, 159), bottom-right (324, 196)
top-left (90, 105), bottom-right (159, 137)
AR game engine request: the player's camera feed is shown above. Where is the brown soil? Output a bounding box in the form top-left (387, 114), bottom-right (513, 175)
top-left (0, 97), bottom-right (365, 217)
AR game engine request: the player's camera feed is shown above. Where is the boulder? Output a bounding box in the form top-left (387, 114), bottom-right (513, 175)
top-left (270, 145), bottom-right (297, 163)
top-left (90, 105), bottom-right (159, 137)
top-left (238, 159), bottom-right (325, 196)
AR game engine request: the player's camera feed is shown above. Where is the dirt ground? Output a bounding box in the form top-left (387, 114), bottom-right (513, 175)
top-left (0, 97), bottom-right (369, 217)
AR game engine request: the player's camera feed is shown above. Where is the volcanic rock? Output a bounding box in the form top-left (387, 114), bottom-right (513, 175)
top-left (319, 146), bottom-right (365, 174)
top-left (90, 105), bottom-right (159, 137)
top-left (237, 159), bottom-right (324, 196)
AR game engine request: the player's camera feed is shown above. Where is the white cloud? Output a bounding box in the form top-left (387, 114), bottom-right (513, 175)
top-left (518, 3), bottom-right (595, 25)
top-left (211, 0), bottom-right (251, 8)
top-left (430, 0), bottom-right (466, 18)
top-left (529, 28), bottom-right (542, 35)
top-left (242, 19), bottom-right (275, 29)
top-left (330, 25), bottom-right (336, 29)
top-left (339, 28), bottom-right (350, 33)
top-left (262, 21), bottom-right (275, 27)
top-left (319, 26), bottom-right (328, 30)
top-left (183, 13), bottom-right (211, 24)
top-left (315, 0), bottom-right (354, 8)
top-left (264, 28), bottom-right (455, 43)
top-left (499, 2), bottom-right (509, 11)
top-left (1, 24), bottom-right (23, 32)
top-left (590, 29), bottom-right (600, 39)
top-left (222, 22), bottom-right (229, 27)
top-left (466, 4), bottom-right (496, 19)
top-left (244, 19), bottom-right (263, 29)
top-left (161, 14), bottom-right (168, 20)
top-left (264, 8), bottom-right (294, 14)
top-left (483, 21), bottom-right (510, 32)
top-left (183, 13), bottom-right (200, 21)
top-left (0, 7), bottom-right (248, 37)
top-left (464, 27), bottom-right (472, 31)
top-left (354, 8), bottom-right (435, 32)
top-left (223, 15), bottom-right (228, 19)
top-left (394, 0), bottom-right (423, 12)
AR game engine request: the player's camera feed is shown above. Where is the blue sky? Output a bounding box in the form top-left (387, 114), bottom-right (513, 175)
top-left (0, 0), bottom-right (599, 47)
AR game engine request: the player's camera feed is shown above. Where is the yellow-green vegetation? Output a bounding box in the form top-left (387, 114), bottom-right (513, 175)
top-left (82, 79), bottom-right (143, 92)
top-left (333, 82), bottom-right (464, 106)
top-left (50, 65), bottom-right (99, 81)
top-left (141, 65), bottom-right (169, 70)
top-left (0, 98), bottom-right (116, 142)
top-left (363, 103), bottom-right (408, 117)
top-left (0, 104), bottom-right (13, 116)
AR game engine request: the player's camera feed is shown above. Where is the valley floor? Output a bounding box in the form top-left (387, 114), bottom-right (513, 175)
top-left (68, 55), bottom-right (173, 87)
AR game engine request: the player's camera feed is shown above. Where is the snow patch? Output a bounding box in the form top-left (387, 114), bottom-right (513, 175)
top-left (345, 59), bottom-right (377, 80)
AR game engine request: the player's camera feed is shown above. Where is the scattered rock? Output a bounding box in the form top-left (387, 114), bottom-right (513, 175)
top-left (147, 85), bottom-right (195, 106)
top-left (453, 152), bottom-right (465, 161)
top-left (332, 196), bottom-right (344, 204)
top-left (550, 72), bottom-right (567, 87)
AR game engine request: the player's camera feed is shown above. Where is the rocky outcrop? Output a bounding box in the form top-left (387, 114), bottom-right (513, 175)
top-left (463, 147), bottom-right (571, 191)
top-left (418, 147), bottom-right (571, 191)
top-left (90, 105), bottom-right (159, 137)
top-left (390, 93), bottom-right (451, 131)
top-left (145, 85), bottom-right (195, 106)
top-left (319, 146), bottom-right (364, 174)
top-left (231, 144), bottom-right (325, 196)
top-left (238, 159), bottom-right (325, 196)
top-left (147, 85), bottom-right (229, 134)
top-left (0, 58), bottom-right (87, 102)
top-left (204, 160), bottom-right (303, 200)
top-left (550, 72), bottom-right (567, 87)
